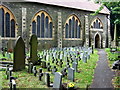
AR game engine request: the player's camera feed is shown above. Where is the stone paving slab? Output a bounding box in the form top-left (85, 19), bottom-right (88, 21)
top-left (90, 49), bottom-right (115, 88)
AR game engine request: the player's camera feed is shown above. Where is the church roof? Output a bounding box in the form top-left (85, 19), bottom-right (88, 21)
top-left (1, 0), bottom-right (110, 14)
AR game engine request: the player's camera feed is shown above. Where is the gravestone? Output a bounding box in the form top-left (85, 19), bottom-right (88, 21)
top-left (72, 62), bottom-right (77, 72)
top-left (39, 68), bottom-right (43, 81)
top-left (32, 66), bottom-right (37, 76)
top-left (43, 72), bottom-right (50, 87)
top-left (53, 72), bottom-right (62, 90)
top-left (28, 62), bottom-right (33, 73)
top-left (29, 35), bottom-right (38, 64)
top-left (13, 36), bottom-right (25, 71)
top-left (42, 61), bottom-right (47, 68)
top-left (61, 68), bottom-right (67, 77)
top-left (68, 68), bottom-right (75, 82)
top-left (52, 66), bottom-right (58, 74)
top-left (7, 39), bottom-right (13, 53)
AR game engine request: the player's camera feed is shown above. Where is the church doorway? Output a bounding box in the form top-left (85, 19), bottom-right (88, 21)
top-left (95, 34), bottom-right (100, 48)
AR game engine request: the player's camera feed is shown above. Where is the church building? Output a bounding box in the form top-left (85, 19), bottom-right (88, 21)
top-left (0, 0), bottom-right (111, 50)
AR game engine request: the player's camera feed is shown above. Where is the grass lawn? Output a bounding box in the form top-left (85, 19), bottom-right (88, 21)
top-left (1, 49), bottom-right (98, 89)
top-left (105, 48), bottom-right (120, 88)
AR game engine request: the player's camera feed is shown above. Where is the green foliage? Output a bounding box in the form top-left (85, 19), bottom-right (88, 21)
top-left (105, 48), bottom-right (120, 88)
top-left (106, 48), bottom-right (119, 61)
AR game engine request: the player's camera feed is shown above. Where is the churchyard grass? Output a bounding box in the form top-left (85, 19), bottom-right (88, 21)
top-left (105, 48), bottom-right (120, 88)
top-left (1, 49), bottom-right (98, 88)
top-left (0, 53), bottom-right (13, 61)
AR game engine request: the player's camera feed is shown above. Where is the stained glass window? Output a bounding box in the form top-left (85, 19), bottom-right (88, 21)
top-left (65, 15), bottom-right (81, 39)
top-left (0, 6), bottom-right (16, 38)
top-left (32, 11), bottom-right (53, 39)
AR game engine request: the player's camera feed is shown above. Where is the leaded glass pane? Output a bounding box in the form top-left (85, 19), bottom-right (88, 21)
top-left (37, 15), bottom-right (40, 37)
top-left (50, 22), bottom-right (52, 38)
top-left (11, 19), bottom-right (15, 37)
top-left (6, 12), bottom-right (10, 37)
top-left (41, 13), bottom-right (44, 38)
top-left (65, 23), bottom-right (68, 38)
top-left (45, 16), bottom-right (49, 38)
top-left (32, 21), bottom-right (36, 35)
top-left (69, 19), bottom-right (71, 38)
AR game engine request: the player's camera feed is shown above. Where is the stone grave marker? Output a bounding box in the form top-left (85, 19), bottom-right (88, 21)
top-left (52, 66), bottom-right (57, 74)
top-left (41, 61), bottom-right (47, 68)
top-left (39, 68), bottom-right (43, 81)
top-left (28, 62), bottom-right (33, 73)
top-left (43, 72), bottom-right (50, 87)
top-left (7, 39), bottom-right (13, 52)
top-left (13, 36), bottom-right (25, 71)
top-left (53, 72), bottom-right (62, 90)
top-left (32, 66), bottom-right (37, 76)
top-left (72, 62), bottom-right (77, 72)
top-left (29, 35), bottom-right (38, 64)
top-left (68, 68), bottom-right (75, 82)
top-left (61, 68), bottom-right (67, 77)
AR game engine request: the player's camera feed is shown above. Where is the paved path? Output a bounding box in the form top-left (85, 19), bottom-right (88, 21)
top-left (90, 49), bottom-right (115, 88)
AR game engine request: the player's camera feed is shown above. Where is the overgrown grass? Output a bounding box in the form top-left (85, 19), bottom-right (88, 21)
top-left (1, 49), bottom-right (98, 89)
top-left (105, 48), bottom-right (120, 88)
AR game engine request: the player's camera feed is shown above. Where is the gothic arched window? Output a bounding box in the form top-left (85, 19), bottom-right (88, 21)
top-left (32, 11), bottom-right (53, 39)
top-left (91, 18), bottom-right (103, 29)
top-left (64, 15), bottom-right (81, 39)
top-left (0, 5), bottom-right (16, 38)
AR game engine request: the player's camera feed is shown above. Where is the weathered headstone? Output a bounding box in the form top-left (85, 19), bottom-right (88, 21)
top-left (28, 62), bottom-right (33, 73)
top-left (52, 66), bottom-right (58, 74)
top-left (29, 35), bottom-right (38, 64)
top-left (10, 76), bottom-right (16, 90)
top-left (68, 68), bottom-right (75, 82)
top-left (13, 37), bottom-right (25, 71)
top-left (43, 72), bottom-right (50, 87)
top-left (42, 61), bottom-right (47, 68)
top-left (53, 72), bottom-right (62, 90)
top-left (61, 68), bottom-right (67, 77)
top-left (72, 62), bottom-right (77, 72)
top-left (7, 39), bottom-right (13, 53)
top-left (32, 66), bottom-right (37, 76)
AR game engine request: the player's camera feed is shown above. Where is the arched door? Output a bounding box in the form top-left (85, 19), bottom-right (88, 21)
top-left (95, 34), bottom-right (100, 48)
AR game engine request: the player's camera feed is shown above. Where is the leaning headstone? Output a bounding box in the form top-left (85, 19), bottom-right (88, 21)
top-left (29, 35), bottom-right (38, 64)
top-left (13, 36), bottom-right (25, 71)
top-left (68, 68), bottom-right (75, 82)
top-left (53, 72), bottom-right (62, 90)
